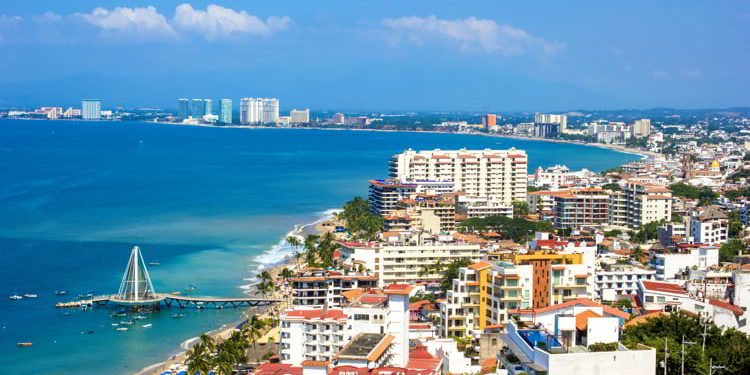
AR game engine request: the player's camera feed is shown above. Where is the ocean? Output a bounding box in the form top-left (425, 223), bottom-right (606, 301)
top-left (0, 119), bottom-right (640, 374)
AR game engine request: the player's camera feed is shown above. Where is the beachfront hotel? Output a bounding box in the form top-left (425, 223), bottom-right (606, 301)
top-left (288, 268), bottom-right (378, 307)
top-left (387, 148), bottom-right (528, 206)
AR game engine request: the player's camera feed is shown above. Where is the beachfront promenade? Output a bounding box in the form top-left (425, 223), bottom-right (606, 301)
top-left (56, 293), bottom-right (284, 309)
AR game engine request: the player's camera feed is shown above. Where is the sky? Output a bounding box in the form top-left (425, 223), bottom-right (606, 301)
top-left (0, 1), bottom-right (748, 111)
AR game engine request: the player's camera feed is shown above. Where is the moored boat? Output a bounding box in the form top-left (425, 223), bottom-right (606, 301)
top-left (9, 294), bottom-right (23, 300)
top-left (116, 327), bottom-right (128, 331)
top-left (142, 323), bottom-right (153, 328)
top-left (55, 290), bottom-right (69, 296)
top-left (17, 342), bottom-right (32, 347)
top-left (23, 294), bottom-right (38, 298)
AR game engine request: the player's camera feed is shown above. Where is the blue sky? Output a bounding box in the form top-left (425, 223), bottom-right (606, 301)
top-left (0, 1), bottom-right (748, 111)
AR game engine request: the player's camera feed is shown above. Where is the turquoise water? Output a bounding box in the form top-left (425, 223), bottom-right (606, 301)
top-left (0, 119), bottom-right (640, 374)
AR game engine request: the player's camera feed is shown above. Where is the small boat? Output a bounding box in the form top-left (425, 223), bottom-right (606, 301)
top-left (86, 330), bottom-right (95, 335)
top-left (184, 284), bottom-right (197, 291)
top-left (63, 312), bottom-right (71, 316)
top-left (148, 262), bottom-right (160, 266)
top-left (216, 305), bottom-right (224, 310)
top-left (55, 290), bottom-right (69, 296)
top-left (116, 327), bottom-right (129, 331)
top-left (120, 320), bottom-right (135, 326)
top-left (23, 294), bottom-right (38, 298)
top-left (142, 323), bottom-right (152, 328)
top-left (171, 291), bottom-right (181, 296)
top-left (111, 323), bottom-right (119, 326)
top-left (171, 313), bottom-right (185, 319)
top-left (134, 315), bottom-right (148, 320)
top-left (111, 312), bottom-right (127, 318)
top-left (17, 342), bottom-right (32, 347)
top-left (9, 294), bottom-right (23, 300)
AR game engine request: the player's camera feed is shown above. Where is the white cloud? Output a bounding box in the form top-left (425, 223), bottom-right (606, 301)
top-left (381, 15), bottom-right (561, 56)
top-left (78, 6), bottom-right (176, 37)
top-left (173, 4), bottom-right (289, 40)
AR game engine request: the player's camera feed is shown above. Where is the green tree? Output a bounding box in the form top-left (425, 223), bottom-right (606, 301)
top-left (601, 183), bottom-right (621, 191)
top-left (513, 201), bottom-right (530, 216)
top-left (186, 342), bottom-right (213, 375)
top-left (280, 268), bottom-right (294, 282)
top-left (339, 197), bottom-right (384, 240)
top-left (286, 235), bottom-right (302, 265)
top-left (457, 216), bottom-right (554, 243)
top-left (720, 239), bottom-right (747, 263)
top-left (440, 259), bottom-right (472, 292)
top-left (728, 211), bottom-right (743, 238)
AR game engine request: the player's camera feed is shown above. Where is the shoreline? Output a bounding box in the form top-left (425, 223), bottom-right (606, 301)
top-left (135, 211), bottom-right (336, 375)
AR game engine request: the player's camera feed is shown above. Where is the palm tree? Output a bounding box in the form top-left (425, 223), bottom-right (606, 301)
top-left (280, 268), bottom-right (294, 282)
top-left (287, 235), bottom-right (302, 266)
top-left (199, 333), bottom-right (216, 353)
top-left (256, 280), bottom-right (273, 298)
top-left (631, 246), bottom-right (645, 263)
top-left (242, 315), bottom-right (267, 358)
top-left (187, 342), bottom-right (212, 375)
top-left (259, 270), bottom-right (273, 284)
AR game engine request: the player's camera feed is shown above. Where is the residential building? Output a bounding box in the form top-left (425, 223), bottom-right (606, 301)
top-left (203, 99), bottom-right (212, 117)
top-left (648, 244), bottom-right (719, 280)
top-left (527, 190), bottom-right (557, 216)
top-left (455, 195), bottom-right (513, 219)
top-left (177, 99), bottom-right (189, 119)
top-left (40, 107), bottom-right (62, 119)
top-left (533, 122), bottom-right (559, 138)
top-left (62, 107), bottom-right (81, 118)
top-left (481, 114), bottom-right (496, 130)
top-left (395, 194), bottom-right (456, 234)
top-left (499, 319), bottom-right (655, 375)
top-left (240, 98), bottom-right (279, 124)
top-left (535, 113), bottom-right (568, 134)
top-left (280, 284), bottom-right (412, 367)
top-left (338, 241), bottom-right (482, 287)
top-left (607, 191), bottom-right (628, 227)
top-left (657, 222), bottom-right (689, 247)
top-left (528, 165), bottom-right (597, 190)
top-left (514, 252), bottom-right (592, 309)
top-left (218, 99), bottom-right (232, 125)
top-left (368, 179), bottom-right (455, 216)
top-left (82, 99), bottom-right (101, 120)
top-left (595, 264), bottom-right (656, 301)
top-left (289, 268), bottom-right (378, 307)
top-left (332, 112), bottom-right (346, 125)
top-left (552, 189), bottom-right (610, 229)
top-left (632, 119), bottom-right (652, 137)
top-left (388, 148), bottom-right (528, 205)
top-left (623, 181), bottom-right (673, 229)
top-left (690, 207), bottom-right (729, 245)
top-left (290, 109), bottom-right (310, 124)
top-left (190, 99), bottom-right (205, 119)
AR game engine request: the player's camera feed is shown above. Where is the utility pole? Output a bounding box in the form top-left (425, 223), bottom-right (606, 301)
top-left (664, 337), bottom-right (672, 375)
top-left (681, 334), bottom-right (696, 375)
top-left (701, 322), bottom-right (708, 354)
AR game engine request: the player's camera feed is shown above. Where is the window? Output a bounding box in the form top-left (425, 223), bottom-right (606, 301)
top-left (354, 314), bottom-right (369, 321)
top-left (657, 296), bottom-right (666, 303)
top-left (645, 296), bottom-right (654, 302)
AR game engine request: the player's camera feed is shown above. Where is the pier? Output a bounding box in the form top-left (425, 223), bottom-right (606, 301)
top-left (55, 246), bottom-right (283, 310)
top-left (56, 293), bottom-right (283, 309)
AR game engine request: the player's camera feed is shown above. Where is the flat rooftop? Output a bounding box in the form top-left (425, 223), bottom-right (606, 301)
top-left (338, 333), bottom-right (386, 358)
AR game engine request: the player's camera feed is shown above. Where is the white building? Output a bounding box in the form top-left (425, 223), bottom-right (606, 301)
top-left (690, 207), bottom-right (729, 245)
top-left (624, 181), bottom-right (673, 229)
top-left (240, 98), bottom-right (279, 124)
top-left (455, 195), bottom-right (513, 218)
top-left (595, 264), bottom-right (656, 301)
top-left (648, 245), bottom-right (719, 280)
top-left (388, 148), bottom-right (528, 205)
top-left (528, 165), bottom-right (596, 189)
top-left (82, 99), bottom-right (101, 120)
top-left (632, 119), bottom-right (652, 137)
top-left (534, 113), bottom-right (568, 134)
top-left (290, 109), bottom-right (310, 124)
top-left (280, 284), bottom-right (412, 367)
top-left (338, 241), bottom-right (482, 287)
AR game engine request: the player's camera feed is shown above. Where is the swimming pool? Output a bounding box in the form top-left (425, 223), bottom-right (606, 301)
top-left (518, 330), bottom-right (562, 349)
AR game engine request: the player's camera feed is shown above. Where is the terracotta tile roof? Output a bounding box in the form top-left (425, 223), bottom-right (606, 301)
top-left (367, 335), bottom-right (395, 361)
top-left (468, 261), bottom-right (493, 270)
top-left (360, 295), bottom-right (388, 304)
top-left (405, 346), bottom-right (442, 372)
top-left (575, 309), bottom-right (602, 330)
top-left (384, 283), bottom-right (414, 295)
top-left (254, 363), bottom-right (302, 375)
top-left (641, 281), bottom-right (688, 295)
top-left (410, 323), bottom-right (432, 330)
top-left (623, 311), bottom-right (664, 328)
top-left (301, 361), bottom-right (330, 367)
top-left (283, 309), bottom-right (347, 321)
top-left (341, 289), bottom-right (367, 302)
top-left (708, 298), bottom-right (744, 316)
top-left (409, 300), bottom-right (431, 311)
top-left (513, 298), bottom-right (629, 320)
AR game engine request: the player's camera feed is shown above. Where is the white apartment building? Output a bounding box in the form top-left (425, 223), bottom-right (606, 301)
top-left (648, 245), bottom-right (719, 280)
top-left (535, 113), bottom-right (568, 134)
top-left (595, 264), bottom-right (656, 301)
top-left (289, 269), bottom-right (379, 307)
top-left (528, 165), bottom-right (596, 189)
top-left (632, 119), bottom-right (652, 137)
top-left (624, 181), bottom-right (673, 229)
top-left (455, 195), bottom-right (513, 218)
top-left (607, 191), bottom-right (628, 227)
top-left (289, 109), bottom-right (310, 123)
top-left (657, 222), bottom-right (690, 247)
top-left (690, 207), bottom-right (729, 245)
top-left (240, 98), bottom-right (279, 124)
top-left (338, 241), bottom-right (482, 287)
top-left (280, 284), bottom-right (412, 367)
top-left (388, 148), bottom-right (528, 205)
top-left (527, 190), bottom-right (557, 215)
top-left (368, 179), bottom-right (454, 216)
